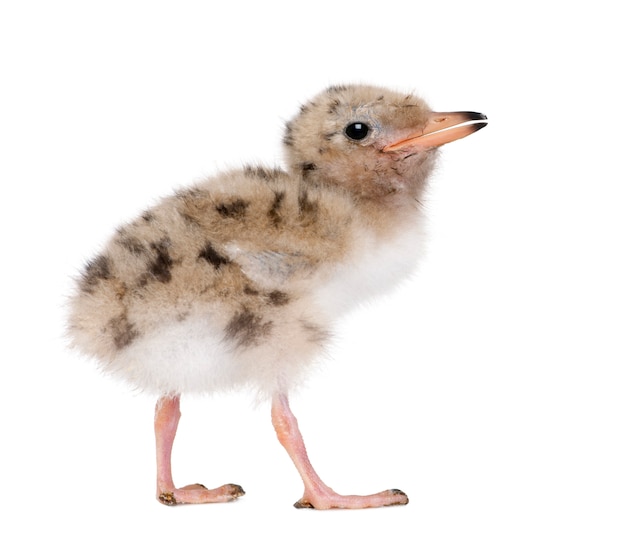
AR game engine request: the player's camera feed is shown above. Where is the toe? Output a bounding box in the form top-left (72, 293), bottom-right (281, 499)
top-left (158, 492), bottom-right (177, 506)
top-left (224, 484), bottom-right (246, 499)
top-left (157, 483), bottom-right (245, 505)
top-left (385, 489), bottom-right (409, 506)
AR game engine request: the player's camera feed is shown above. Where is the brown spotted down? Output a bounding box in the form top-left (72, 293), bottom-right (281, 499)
top-left (108, 313), bottom-right (139, 349)
top-left (198, 242), bottom-right (230, 269)
top-left (80, 255), bottom-right (111, 293)
top-left (216, 199), bottom-right (249, 219)
top-left (268, 191), bottom-right (285, 226)
top-left (225, 309), bottom-right (273, 348)
top-left (147, 239), bottom-right (174, 283)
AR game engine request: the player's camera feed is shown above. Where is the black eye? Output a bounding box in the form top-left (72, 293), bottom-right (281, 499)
top-left (345, 122), bottom-right (370, 141)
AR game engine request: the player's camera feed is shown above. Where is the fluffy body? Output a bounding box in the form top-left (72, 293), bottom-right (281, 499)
top-left (67, 85), bottom-right (437, 399)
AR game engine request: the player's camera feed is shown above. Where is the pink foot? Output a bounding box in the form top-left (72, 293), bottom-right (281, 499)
top-left (154, 396), bottom-right (245, 507)
top-left (294, 487), bottom-right (408, 510)
top-left (271, 393), bottom-right (410, 510)
top-left (158, 483), bottom-right (245, 506)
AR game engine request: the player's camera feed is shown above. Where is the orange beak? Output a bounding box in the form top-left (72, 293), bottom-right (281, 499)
top-left (383, 111), bottom-right (488, 152)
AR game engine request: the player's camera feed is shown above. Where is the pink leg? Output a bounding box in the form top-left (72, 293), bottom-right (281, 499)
top-left (154, 395), bottom-right (245, 506)
top-left (271, 393), bottom-right (408, 509)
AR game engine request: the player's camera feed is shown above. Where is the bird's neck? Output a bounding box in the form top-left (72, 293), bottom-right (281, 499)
top-left (355, 193), bottom-right (425, 239)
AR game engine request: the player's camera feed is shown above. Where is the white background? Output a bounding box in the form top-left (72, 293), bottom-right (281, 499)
top-left (1, 1), bottom-right (624, 541)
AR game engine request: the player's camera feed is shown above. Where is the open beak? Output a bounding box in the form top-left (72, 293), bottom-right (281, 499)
top-left (383, 111), bottom-right (488, 152)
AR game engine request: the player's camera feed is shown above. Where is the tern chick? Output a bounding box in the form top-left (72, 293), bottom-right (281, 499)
top-left (68, 84), bottom-right (487, 509)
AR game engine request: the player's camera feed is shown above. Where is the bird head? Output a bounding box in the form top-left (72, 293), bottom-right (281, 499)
top-left (283, 85), bottom-right (487, 205)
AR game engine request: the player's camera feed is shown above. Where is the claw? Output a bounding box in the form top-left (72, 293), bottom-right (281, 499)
top-left (226, 484), bottom-right (246, 500)
top-left (385, 489), bottom-right (409, 505)
top-left (158, 492), bottom-right (177, 506)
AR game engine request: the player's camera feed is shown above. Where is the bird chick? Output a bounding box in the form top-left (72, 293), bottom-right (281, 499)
top-left (67, 84), bottom-right (487, 509)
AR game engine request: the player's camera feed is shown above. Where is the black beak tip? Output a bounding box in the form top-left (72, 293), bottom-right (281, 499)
top-left (473, 121), bottom-right (488, 133)
top-left (467, 111), bottom-right (488, 122)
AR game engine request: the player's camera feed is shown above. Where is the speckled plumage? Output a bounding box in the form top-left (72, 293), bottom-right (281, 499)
top-left (67, 85), bottom-right (486, 508)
